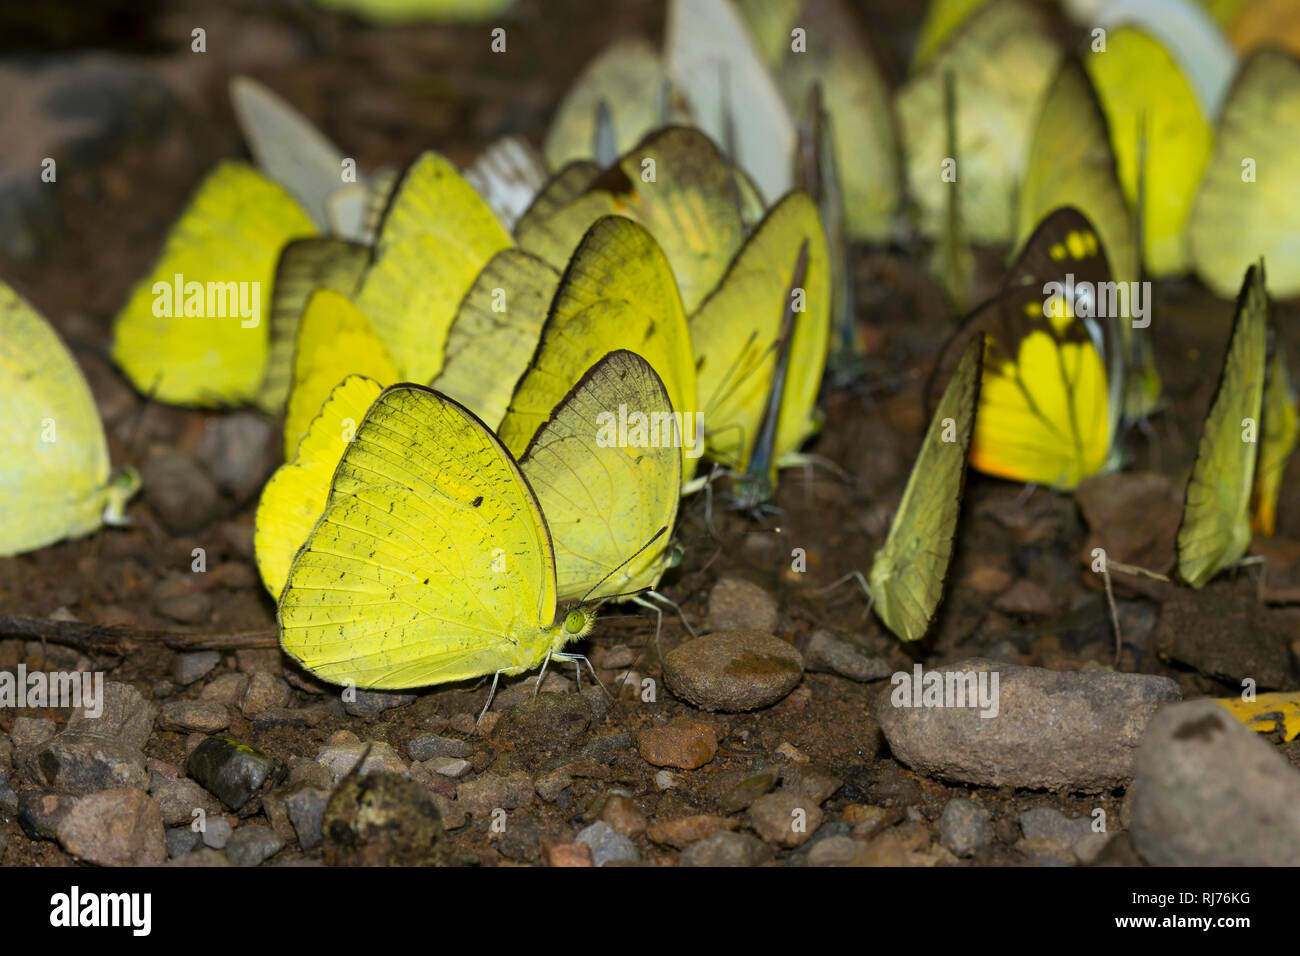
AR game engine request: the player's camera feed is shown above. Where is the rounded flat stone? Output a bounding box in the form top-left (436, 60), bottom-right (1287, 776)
top-left (664, 629), bottom-right (803, 712)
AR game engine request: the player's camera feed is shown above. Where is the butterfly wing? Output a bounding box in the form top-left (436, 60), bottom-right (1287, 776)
top-left (255, 374), bottom-right (384, 598)
top-left (1176, 264), bottom-right (1269, 587)
top-left (691, 190), bottom-right (830, 474)
top-left (870, 334), bottom-right (982, 642)
top-left (111, 162), bottom-right (316, 406)
top-left (256, 237), bottom-right (370, 414)
top-left (500, 216), bottom-right (698, 483)
top-left (430, 249), bottom-right (561, 430)
top-left (938, 207), bottom-right (1119, 489)
top-left (520, 350), bottom-right (681, 602)
top-left (0, 283), bottom-right (118, 555)
top-left (1189, 49), bottom-right (1300, 298)
top-left (353, 151), bottom-right (512, 383)
top-left (283, 290), bottom-right (398, 458)
top-left (1251, 335), bottom-right (1299, 535)
top-left (279, 384), bottom-right (560, 689)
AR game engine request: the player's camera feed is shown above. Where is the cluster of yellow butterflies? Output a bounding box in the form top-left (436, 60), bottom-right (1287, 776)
top-left (3, 0), bottom-right (1298, 698)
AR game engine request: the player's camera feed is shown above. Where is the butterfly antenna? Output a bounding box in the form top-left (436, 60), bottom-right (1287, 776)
top-left (576, 526), bottom-right (670, 607)
top-left (717, 61), bottom-right (748, 224)
top-left (593, 99), bottom-right (617, 168)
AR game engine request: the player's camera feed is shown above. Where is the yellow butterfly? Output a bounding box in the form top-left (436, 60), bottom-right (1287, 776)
top-left (111, 162), bottom-right (316, 407)
top-left (1, 281), bottom-right (139, 556)
top-left (543, 38), bottom-right (682, 172)
top-left (256, 237), bottom-right (370, 414)
top-left (279, 152), bottom-right (528, 451)
top-left (276, 352), bottom-right (677, 692)
top-left (260, 348), bottom-right (681, 606)
top-left (1084, 26), bottom-right (1214, 277)
top-left (1176, 263), bottom-right (1268, 588)
top-left (1188, 48), bottom-right (1300, 299)
top-left (351, 151), bottom-right (512, 384)
top-left (690, 190), bottom-right (830, 497)
top-left (515, 126), bottom-right (750, 314)
top-left (936, 206), bottom-right (1124, 490)
top-left (896, 0), bottom-right (1062, 244)
top-left (500, 216), bottom-right (699, 484)
top-left (870, 334), bottom-right (983, 642)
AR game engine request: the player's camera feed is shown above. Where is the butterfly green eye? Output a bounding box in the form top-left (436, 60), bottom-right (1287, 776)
top-left (564, 609), bottom-right (588, 633)
top-left (667, 545), bottom-right (684, 569)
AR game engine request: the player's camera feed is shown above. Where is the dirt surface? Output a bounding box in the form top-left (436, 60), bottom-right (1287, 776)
top-left (2, 0), bottom-right (1299, 868)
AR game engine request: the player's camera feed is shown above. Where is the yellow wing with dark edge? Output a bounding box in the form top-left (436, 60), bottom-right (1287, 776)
top-left (499, 216), bottom-right (698, 483)
top-left (936, 207), bottom-right (1122, 490)
top-left (278, 384), bottom-right (567, 690)
top-left (111, 162), bottom-right (316, 406)
top-left (870, 334), bottom-right (982, 643)
top-left (519, 350), bottom-right (681, 602)
top-left (1176, 263), bottom-right (1268, 588)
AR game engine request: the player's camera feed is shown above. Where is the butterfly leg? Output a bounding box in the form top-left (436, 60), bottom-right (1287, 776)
top-left (816, 571), bottom-right (875, 622)
top-left (555, 652), bottom-right (610, 700)
top-left (476, 669), bottom-right (503, 727)
top-left (533, 647), bottom-right (554, 700)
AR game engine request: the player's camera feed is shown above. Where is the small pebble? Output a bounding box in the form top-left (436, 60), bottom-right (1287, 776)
top-left (545, 841), bottom-right (593, 867)
top-left (938, 798), bottom-right (994, 858)
top-left (637, 720), bottom-right (718, 769)
top-left (201, 817), bottom-right (234, 849)
top-left (679, 830), bottom-right (773, 867)
top-left (175, 651), bottom-right (221, 685)
top-left (224, 823), bottom-right (284, 866)
top-left (186, 735), bottom-right (281, 810)
top-left (576, 820), bottom-right (640, 866)
top-left (407, 733), bottom-right (473, 762)
top-left (159, 700), bottom-right (231, 734)
top-left (748, 791), bottom-right (823, 847)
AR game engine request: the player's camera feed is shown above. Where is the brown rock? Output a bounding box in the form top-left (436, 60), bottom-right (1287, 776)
top-left (56, 789), bottom-right (166, 866)
top-left (748, 791), bottom-right (823, 847)
top-left (646, 814), bottom-right (736, 849)
top-left (664, 629), bottom-right (803, 712)
top-left (545, 841), bottom-right (593, 867)
top-left (637, 720), bottom-right (718, 770)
